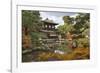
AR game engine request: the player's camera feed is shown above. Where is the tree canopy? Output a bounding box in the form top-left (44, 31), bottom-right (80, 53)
top-left (22, 10), bottom-right (42, 32)
top-left (74, 13), bottom-right (90, 34)
top-left (57, 16), bottom-right (74, 35)
top-left (57, 13), bottom-right (90, 35)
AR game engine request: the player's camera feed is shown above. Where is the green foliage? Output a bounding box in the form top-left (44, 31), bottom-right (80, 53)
top-left (63, 16), bottom-right (74, 24)
top-left (22, 10), bottom-right (42, 32)
top-left (57, 23), bottom-right (74, 35)
top-left (77, 38), bottom-right (89, 48)
top-left (82, 28), bottom-right (90, 37)
top-left (22, 10), bottom-right (43, 49)
top-left (57, 16), bottom-right (75, 35)
top-left (55, 40), bottom-right (71, 52)
top-left (57, 13), bottom-right (90, 49)
top-left (74, 13), bottom-right (90, 34)
top-left (30, 32), bottom-right (42, 48)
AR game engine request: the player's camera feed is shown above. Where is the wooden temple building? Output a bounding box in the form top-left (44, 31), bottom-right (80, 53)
top-left (41, 18), bottom-right (59, 40)
top-left (40, 18), bottom-right (61, 48)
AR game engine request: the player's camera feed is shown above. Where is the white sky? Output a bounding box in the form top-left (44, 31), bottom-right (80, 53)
top-left (40, 11), bottom-right (78, 25)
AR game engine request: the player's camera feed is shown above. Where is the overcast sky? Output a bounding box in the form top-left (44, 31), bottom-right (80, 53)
top-left (40, 11), bottom-right (78, 25)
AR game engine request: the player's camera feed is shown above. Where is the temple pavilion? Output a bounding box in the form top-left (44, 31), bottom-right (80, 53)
top-left (41, 18), bottom-right (59, 40)
top-left (39, 18), bottom-right (61, 48)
